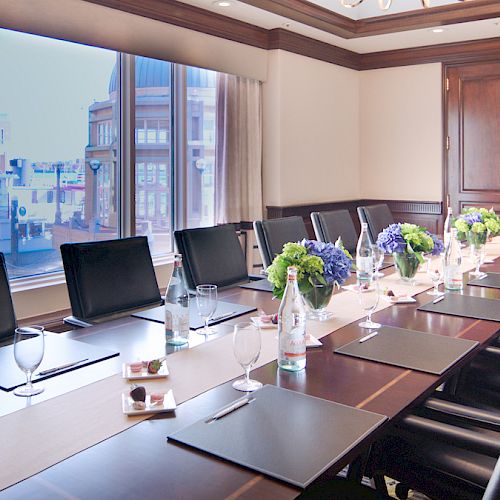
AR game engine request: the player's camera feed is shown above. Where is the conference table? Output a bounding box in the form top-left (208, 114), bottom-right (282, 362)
top-left (1, 253), bottom-right (500, 499)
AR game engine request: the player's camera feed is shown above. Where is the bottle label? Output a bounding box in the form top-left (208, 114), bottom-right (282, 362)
top-left (279, 314), bottom-right (306, 361)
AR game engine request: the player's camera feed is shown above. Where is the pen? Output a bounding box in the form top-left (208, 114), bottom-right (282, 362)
top-left (209, 311), bottom-right (235, 323)
top-left (359, 331), bottom-right (379, 343)
top-left (38, 358), bottom-right (89, 376)
top-left (432, 295), bottom-right (445, 304)
top-left (211, 397), bottom-right (252, 420)
top-left (478, 274), bottom-right (488, 280)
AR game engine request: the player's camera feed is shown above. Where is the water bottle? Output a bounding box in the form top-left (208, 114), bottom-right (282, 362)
top-left (356, 222), bottom-right (373, 282)
top-left (165, 254), bottom-right (190, 345)
top-left (278, 266), bottom-right (306, 372)
top-left (444, 228), bottom-right (463, 291)
top-left (443, 205), bottom-right (453, 251)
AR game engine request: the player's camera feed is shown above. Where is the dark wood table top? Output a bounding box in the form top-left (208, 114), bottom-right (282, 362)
top-left (1, 260), bottom-right (500, 499)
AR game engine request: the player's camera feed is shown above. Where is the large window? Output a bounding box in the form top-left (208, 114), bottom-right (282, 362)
top-left (0, 30), bottom-right (218, 279)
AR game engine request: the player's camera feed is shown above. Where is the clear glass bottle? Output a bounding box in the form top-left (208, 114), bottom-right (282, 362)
top-left (278, 266), bottom-right (306, 372)
top-left (356, 222), bottom-right (373, 282)
top-left (444, 228), bottom-right (463, 291)
top-left (443, 205), bottom-right (453, 251)
top-left (165, 254), bottom-right (190, 345)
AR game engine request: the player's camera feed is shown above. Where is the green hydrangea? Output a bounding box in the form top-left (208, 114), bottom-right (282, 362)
top-left (454, 218), bottom-right (470, 234)
top-left (399, 223), bottom-right (434, 260)
top-left (471, 221), bottom-right (486, 234)
top-left (266, 242), bottom-right (324, 299)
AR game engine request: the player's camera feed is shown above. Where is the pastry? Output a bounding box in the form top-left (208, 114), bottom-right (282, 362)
top-left (132, 401), bottom-right (146, 410)
top-left (147, 359), bottom-right (162, 374)
top-left (129, 361), bottom-right (143, 373)
top-left (130, 385), bottom-right (146, 402)
top-left (150, 393), bottom-right (164, 404)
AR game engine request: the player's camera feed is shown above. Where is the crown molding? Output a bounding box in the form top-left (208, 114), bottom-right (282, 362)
top-left (239, 0), bottom-right (500, 39)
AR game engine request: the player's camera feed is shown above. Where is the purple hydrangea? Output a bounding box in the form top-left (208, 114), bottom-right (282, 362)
top-left (376, 223), bottom-right (407, 254)
top-left (429, 232), bottom-right (444, 256)
top-left (302, 239), bottom-right (351, 286)
top-left (463, 212), bottom-right (483, 225)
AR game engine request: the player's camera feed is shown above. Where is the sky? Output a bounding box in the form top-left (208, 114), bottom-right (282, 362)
top-left (0, 28), bottom-right (116, 162)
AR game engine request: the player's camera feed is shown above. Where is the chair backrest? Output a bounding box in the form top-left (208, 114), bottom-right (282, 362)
top-left (61, 237), bottom-right (162, 323)
top-left (311, 210), bottom-right (358, 255)
top-left (174, 224), bottom-right (248, 290)
top-left (0, 253), bottom-right (17, 340)
top-left (253, 216), bottom-right (308, 269)
top-left (357, 204), bottom-right (395, 245)
top-left (483, 455), bottom-right (500, 500)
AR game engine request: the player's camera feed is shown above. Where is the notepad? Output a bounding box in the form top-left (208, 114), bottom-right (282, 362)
top-left (168, 385), bottom-right (387, 488)
top-left (418, 293), bottom-right (500, 322)
top-left (239, 279), bottom-right (274, 293)
top-left (133, 301), bottom-right (257, 330)
top-left (468, 272), bottom-right (500, 290)
top-left (334, 325), bottom-right (478, 375)
top-left (0, 335), bottom-right (119, 392)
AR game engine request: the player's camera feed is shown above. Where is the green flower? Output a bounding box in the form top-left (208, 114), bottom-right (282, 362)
top-left (471, 221), bottom-right (486, 234)
top-left (454, 219), bottom-right (469, 234)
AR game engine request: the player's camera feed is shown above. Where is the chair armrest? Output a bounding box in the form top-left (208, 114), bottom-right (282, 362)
top-left (400, 415), bottom-right (500, 457)
top-left (424, 397), bottom-right (500, 430)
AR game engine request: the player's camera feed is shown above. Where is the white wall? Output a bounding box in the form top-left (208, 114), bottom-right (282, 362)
top-left (359, 63), bottom-right (443, 201)
top-left (263, 50), bottom-right (360, 207)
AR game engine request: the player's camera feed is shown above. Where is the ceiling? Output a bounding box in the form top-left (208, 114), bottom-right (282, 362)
top-left (178, 0), bottom-right (500, 53)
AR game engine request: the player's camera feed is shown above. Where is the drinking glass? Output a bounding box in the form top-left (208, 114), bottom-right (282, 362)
top-left (232, 322), bottom-right (262, 392)
top-left (358, 277), bottom-right (381, 329)
top-left (196, 284), bottom-right (218, 335)
top-left (371, 244), bottom-right (385, 278)
top-left (426, 256), bottom-right (444, 296)
top-left (13, 326), bottom-right (45, 397)
top-left (469, 243), bottom-right (487, 279)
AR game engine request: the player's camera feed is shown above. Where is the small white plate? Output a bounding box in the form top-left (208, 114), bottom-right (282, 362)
top-left (382, 295), bottom-right (416, 304)
top-left (122, 362), bottom-right (169, 380)
top-left (122, 390), bottom-right (177, 416)
top-left (342, 284), bottom-right (375, 293)
top-left (306, 335), bottom-right (322, 348)
top-left (251, 317), bottom-right (277, 329)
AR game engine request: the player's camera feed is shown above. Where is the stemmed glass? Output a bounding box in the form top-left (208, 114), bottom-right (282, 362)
top-left (371, 244), bottom-right (385, 278)
top-left (426, 256), bottom-right (444, 296)
top-left (196, 284), bottom-right (218, 336)
top-left (13, 326), bottom-right (45, 397)
top-left (358, 276), bottom-right (381, 329)
top-left (232, 322), bottom-right (262, 392)
top-left (469, 243), bottom-right (487, 279)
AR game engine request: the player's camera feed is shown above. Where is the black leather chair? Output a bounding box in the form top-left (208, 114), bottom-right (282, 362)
top-left (254, 216), bottom-right (308, 269)
top-left (311, 210), bottom-right (358, 255)
top-left (174, 224), bottom-right (253, 291)
top-left (357, 204), bottom-right (395, 245)
top-left (0, 253), bottom-right (17, 341)
top-left (61, 237), bottom-right (162, 327)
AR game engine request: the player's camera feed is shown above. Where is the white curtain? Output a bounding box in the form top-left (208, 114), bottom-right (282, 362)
top-left (215, 73), bottom-right (263, 225)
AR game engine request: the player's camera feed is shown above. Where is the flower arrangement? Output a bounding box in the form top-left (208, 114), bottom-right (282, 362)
top-left (267, 240), bottom-right (352, 299)
top-left (454, 208), bottom-right (500, 238)
top-left (376, 223), bottom-right (443, 262)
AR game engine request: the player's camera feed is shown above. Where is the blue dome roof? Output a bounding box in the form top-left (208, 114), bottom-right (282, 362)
top-left (108, 57), bottom-right (215, 93)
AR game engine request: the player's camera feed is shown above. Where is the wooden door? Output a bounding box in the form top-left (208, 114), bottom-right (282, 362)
top-left (446, 62), bottom-right (500, 215)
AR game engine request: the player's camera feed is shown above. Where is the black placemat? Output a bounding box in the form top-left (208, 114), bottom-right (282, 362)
top-left (0, 335), bottom-right (119, 392)
top-left (418, 294), bottom-right (500, 323)
top-left (133, 301), bottom-right (257, 330)
top-left (168, 385), bottom-right (387, 488)
top-left (239, 279), bottom-right (274, 293)
top-left (334, 325), bottom-right (478, 375)
top-left (468, 272), bottom-right (500, 290)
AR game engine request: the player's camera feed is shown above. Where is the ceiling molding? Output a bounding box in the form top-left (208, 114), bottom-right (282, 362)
top-left (239, 0), bottom-right (500, 39)
top-left (83, 0), bottom-right (269, 48)
top-left (361, 36), bottom-right (500, 70)
top-left (82, 0), bottom-right (500, 72)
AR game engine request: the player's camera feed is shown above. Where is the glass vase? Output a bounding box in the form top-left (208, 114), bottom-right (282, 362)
top-left (301, 282), bottom-right (334, 321)
top-left (393, 252), bottom-right (420, 284)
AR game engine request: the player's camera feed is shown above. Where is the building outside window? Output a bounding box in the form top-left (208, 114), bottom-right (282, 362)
top-left (0, 29), bottom-right (218, 279)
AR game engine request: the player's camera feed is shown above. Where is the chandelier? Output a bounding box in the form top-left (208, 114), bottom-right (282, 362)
top-left (340, 0), bottom-right (467, 10)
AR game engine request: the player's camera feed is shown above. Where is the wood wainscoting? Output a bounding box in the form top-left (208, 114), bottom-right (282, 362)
top-left (267, 199), bottom-right (443, 238)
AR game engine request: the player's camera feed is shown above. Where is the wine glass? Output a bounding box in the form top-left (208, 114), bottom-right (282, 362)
top-left (358, 277), bottom-right (381, 329)
top-left (470, 243), bottom-right (487, 279)
top-left (232, 322), bottom-right (262, 392)
top-left (196, 284), bottom-right (218, 336)
top-left (426, 256), bottom-right (444, 296)
top-left (13, 326), bottom-right (45, 397)
top-left (371, 244), bottom-right (385, 278)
